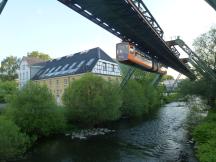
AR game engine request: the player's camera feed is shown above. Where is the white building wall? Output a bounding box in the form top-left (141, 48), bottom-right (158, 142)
top-left (91, 59), bottom-right (121, 76)
top-left (19, 60), bottom-right (30, 88)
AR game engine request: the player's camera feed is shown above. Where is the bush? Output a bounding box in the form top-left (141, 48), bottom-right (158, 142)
top-left (7, 82), bottom-right (66, 137)
top-left (62, 73), bottom-right (122, 126)
top-left (0, 80), bottom-right (17, 103)
top-left (121, 80), bottom-right (148, 118)
top-left (121, 79), bottom-right (162, 118)
top-left (0, 116), bottom-right (30, 160)
top-left (192, 110), bottom-right (216, 161)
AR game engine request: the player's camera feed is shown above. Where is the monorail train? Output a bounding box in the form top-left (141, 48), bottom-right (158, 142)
top-left (116, 42), bottom-right (167, 75)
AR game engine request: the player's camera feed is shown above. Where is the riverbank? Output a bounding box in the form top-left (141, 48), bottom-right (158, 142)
top-left (184, 97), bottom-right (216, 162)
top-left (192, 109), bottom-right (216, 161)
top-left (10, 102), bottom-right (197, 162)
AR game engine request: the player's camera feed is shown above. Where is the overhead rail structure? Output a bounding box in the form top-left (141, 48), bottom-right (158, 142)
top-left (58, 0), bottom-right (195, 80)
top-left (205, 0), bottom-right (216, 11)
top-left (0, 0), bottom-right (7, 14)
top-left (167, 38), bottom-right (216, 81)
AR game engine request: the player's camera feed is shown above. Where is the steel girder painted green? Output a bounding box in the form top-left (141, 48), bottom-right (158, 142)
top-left (206, 0), bottom-right (216, 11)
top-left (0, 0), bottom-right (8, 14)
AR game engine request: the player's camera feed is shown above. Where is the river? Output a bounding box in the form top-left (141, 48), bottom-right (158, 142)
top-left (16, 102), bottom-right (197, 162)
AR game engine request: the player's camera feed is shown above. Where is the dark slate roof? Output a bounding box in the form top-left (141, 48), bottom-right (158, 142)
top-left (32, 47), bottom-right (116, 80)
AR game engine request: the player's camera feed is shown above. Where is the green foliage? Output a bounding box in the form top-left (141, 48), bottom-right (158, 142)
top-left (63, 73), bottom-right (122, 126)
top-left (197, 139), bottom-right (216, 162)
top-left (0, 116), bottom-right (30, 160)
top-left (7, 82), bottom-right (66, 137)
top-left (192, 110), bottom-right (216, 162)
top-left (121, 80), bottom-right (148, 118)
top-left (27, 51), bottom-right (51, 61)
top-left (0, 56), bottom-right (20, 80)
top-left (161, 74), bottom-right (174, 81)
top-left (178, 79), bottom-right (216, 107)
top-left (193, 27), bottom-right (216, 71)
top-left (0, 80), bottom-right (17, 103)
top-left (121, 76), bottom-right (163, 118)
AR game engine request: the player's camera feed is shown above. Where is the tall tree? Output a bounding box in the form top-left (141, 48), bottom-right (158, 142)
top-left (27, 51), bottom-right (51, 61)
top-left (193, 27), bottom-right (216, 70)
top-left (0, 56), bottom-right (20, 80)
top-left (179, 27), bottom-right (216, 107)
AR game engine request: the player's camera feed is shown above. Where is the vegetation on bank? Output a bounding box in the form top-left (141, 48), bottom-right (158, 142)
top-left (1, 82), bottom-right (66, 159)
top-left (0, 116), bottom-right (30, 160)
top-left (63, 73), bottom-right (122, 126)
top-left (178, 27), bottom-right (216, 162)
top-left (0, 72), bottom-right (166, 160)
top-left (192, 110), bottom-right (216, 162)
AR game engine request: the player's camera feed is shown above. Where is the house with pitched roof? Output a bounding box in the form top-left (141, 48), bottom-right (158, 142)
top-left (20, 47), bottom-right (121, 103)
top-left (18, 56), bottom-right (46, 88)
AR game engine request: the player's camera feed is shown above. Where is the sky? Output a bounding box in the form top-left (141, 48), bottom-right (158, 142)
top-left (0, 0), bottom-right (216, 78)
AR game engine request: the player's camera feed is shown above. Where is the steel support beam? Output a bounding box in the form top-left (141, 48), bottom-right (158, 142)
top-left (0, 0), bottom-right (7, 15)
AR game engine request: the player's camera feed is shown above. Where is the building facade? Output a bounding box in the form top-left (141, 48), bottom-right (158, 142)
top-left (18, 57), bottom-right (45, 88)
top-left (31, 47), bottom-right (121, 104)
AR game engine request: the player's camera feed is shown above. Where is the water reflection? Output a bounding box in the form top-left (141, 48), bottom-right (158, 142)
top-left (16, 102), bottom-right (197, 162)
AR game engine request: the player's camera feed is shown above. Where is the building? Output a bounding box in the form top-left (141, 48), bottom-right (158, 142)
top-left (18, 57), bottom-right (46, 88)
top-left (31, 47), bottom-right (121, 104)
top-left (162, 79), bottom-right (181, 92)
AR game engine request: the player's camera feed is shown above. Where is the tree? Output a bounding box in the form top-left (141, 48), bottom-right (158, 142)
top-left (0, 116), bottom-right (30, 160)
top-left (7, 82), bottom-right (66, 137)
top-left (186, 27), bottom-right (216, 107)
top-left (161, 74), bottom-right (174, 81)
top-left (121, 80), bottom-right (148, 118)
top-left (62, 73), bottom-right (122, 126)
top-left (0, 56), bottom-right (20, 80)
top-left (193, 27), bottom-right (216, 70)
top-left (0, 80), bottom-right (17, 103)
top-left (27, 51), bottom-right (51, 61)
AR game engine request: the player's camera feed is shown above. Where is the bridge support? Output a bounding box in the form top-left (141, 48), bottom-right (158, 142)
top-left (0, 0), bottom-right (8, 15)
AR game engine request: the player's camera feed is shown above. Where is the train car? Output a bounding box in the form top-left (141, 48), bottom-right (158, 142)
top-left (116, 42), bottom-right (167, 75)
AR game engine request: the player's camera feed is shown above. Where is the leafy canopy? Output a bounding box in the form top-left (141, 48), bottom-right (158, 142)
top-left (27, 51), bottom-right (51, 61)
top-left (0, 56), bottom-right (20, 80)
top-left (7, 82), bottom-right (66, 137)
top-left (63, 73), bottom-right (122, 126)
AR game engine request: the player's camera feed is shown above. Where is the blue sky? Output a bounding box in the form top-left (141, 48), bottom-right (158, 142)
top-left (0, 0), bottom-right (216, 77)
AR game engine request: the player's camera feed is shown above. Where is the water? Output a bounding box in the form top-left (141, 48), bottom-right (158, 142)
top-left (17, 102), bottom-right (197, 162)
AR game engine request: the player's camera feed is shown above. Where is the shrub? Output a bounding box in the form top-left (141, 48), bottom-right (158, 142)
top-left (62, 73), bottom-right (122, 126)
top-left (0, 116), bottom-right (30, 160)
top-left (121, 80), bottom-right (148, 118)
top-left (197, 139), bottom-right (216, 162)
top-left (192, 110), bottom-right (216, 161)
top-left (7, 82), bottom-right (66, 137)
top-left (0, 80), bottom-right (17, 103)
top-left (121, 79), bottom-right (162, 118)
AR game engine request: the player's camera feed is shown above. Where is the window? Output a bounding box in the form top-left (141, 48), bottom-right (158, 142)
top-left (55, 66), bottom-right (62, 72)
top-left (49, 80), bottom-right (52, 86)
top-left (86, 58), bottom-right (95, 66)
top-left (64, 79), bottom-right (68, 86)
top-left (26, 72), bottom-right (28, 78)
top-left (56, 80), bottom-right (59, 85)
top-left (48, 67), bottom-right (56, 73)
top-left (62, 64), bottom-right (69, 71)
top-left (69, 62), bottom-right (77, 69)
top-left (111, 64), bottom-right (115, 72)
top-left (102, 62), bottom-right (107, 71)
top-left (77, 60), bottom-right (85, 68)
top-left (22, 65), bottom-right (25, 70)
